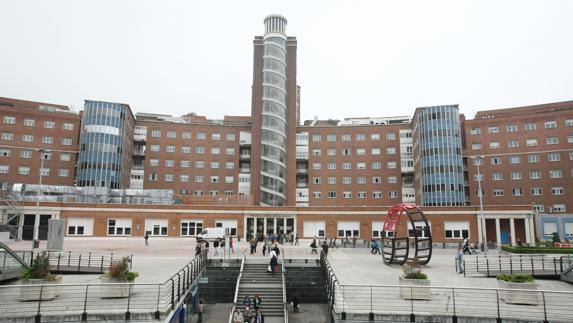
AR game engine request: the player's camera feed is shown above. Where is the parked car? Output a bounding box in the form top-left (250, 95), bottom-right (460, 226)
top-left (196, 227), bottom-right (226, 242)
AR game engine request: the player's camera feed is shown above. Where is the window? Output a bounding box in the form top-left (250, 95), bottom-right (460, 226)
top-left (180, 175), bottom-right (189, 182)
top-left (552, 187), bottom-right (564, 195)
top-left (510, 172), bottom-right (522, 180)
top-left (211, 133), bottom-right (221, 141)
top-left (356, 134), bottom-right (366, 141)
top-left (0, 149), bottom-right (11, 157)
top-left (194, 190), bottom-right (203, 196)
top-left (225, 176), bottom-right (234, 184)
top-left (342, 162), bottom-right (351, 170)
top-left (370, 133), bottom-right (380, 141)
top-left (472, 157), bottom-right (483, 165)
top-left (490, 156), bottom-right (501, 165)
top-left (226, 162), bottom-right (234, 169)
top-left (167, 131), bottom-right (176, 139)
top-left (528, 154), bottom-right (540, 163)
top-left (493, 189), bottom-right (504, 196)
top-left (509, 155), bottom-right (521, 164)
top-left (62, 138), bottom-right (72, 145)
top-left (196, 132), bottom-right (206, 140)
top-left (327, 177), bottom-right (336, 184)
top-left (507, 124), bottom-right (518, 132)
top-left (211, 147), bottom-right (220, 155)
top-left (471, 143), bottom-right (482, 150)
top-left (568, 136), bottom-right (573, 143)
top-left (470, 128), bottom-right (481, 135)
top-left (0, 165), bottom-right (9, 174)
top-left (357, 176), bottom-right (366, 184)
top-left (549, 169), bottom-right (562, 178)
top-left (67, 218), bottom-right (92, 236)
top-left (181, 146), bottom-right (191, 153)
top-left (387, 161), bottom-right (397, 169)
top-left (312, 163), bottom-right (321, 170)
top-left (182, 132), bottom-right (192, 139)
top-left (372, 191), bottom-right (382, 199)
top-left (24, 119), bottom-right (35, 127)
top-left (408, 221), bottom-right (431, 238)
top-left (58, 169), bottom-right (69, 177)
top-left (18, 167), bottom-right (30, 175)
top-left (531, 188), bottom-right (543, 196)
top-left (312, 149), bottom-right (321, 156)
top-left (1, 133), bottom-right (13, 140)
top-left (195, 161), bottom-right (204, 168)
top-left (226, 133), bottom-right (235, 141)
top-left (313, 192), bottom-right (322, 199)
top-left (327, 134), bottom-right (336, 141)
top-left (166, 145), bottom-right (175, 153)
top-left (196, 146), bottom-right (205, 154)
top-left (545, 121), bottom-right (557, 129)
top-left (164, 174), bottom-right (174, 182)
top-left (107, 219), bottom-right (132, 236)
top-left (388, 176), bottom-right (397, 183)
top-left (386, 133), bottom-right (396, 140)
top-left (525, 123), bottom-right (536, 131)
top-left (371, 148), bottom-right (381, 155)
top-left (42, 136), bottom-right (53, 144)
top-left (312, 177), bottom-right (321, 184)
top-left (512, 188), bottom-right (522, 196)
top-left (548, 153), bottom-right (560, 162)
top-left (371, 162), bottom-right (381, 169)
top-left (211, 161), bottom-right (220, 169)
top-left (22, 135), bottom-right (33, 142)
top-left (181, 220), bottom-right (203, 236)
top-left (226, 148), bottom-right (235, 155)
top-left (328, 191), bottom-right (336, 198)
top-left (210, 176), bottom-right (219, 183)
top-left (372, 176), bottom-right (382, 184)
top-left (151, 130), bottom-right (161, 137)
top-left (488, 126), bottom-right (499, 134)
top-left (148, 173), bottom-right (158, 181)
top-left (357, 191), bottom-right (367, 199)
top-left (62, 123), bottom-right (74, 131)
top-left (327, 162), bottom-right (336, 170)
top-left (44, 121), bottom-right (55, 129)
top-left (327, 148), bottom-right (336, 156)
top-left (342, 148), bottom-right (352, 156)
top-left (507, 140), bottom-right (519, 148)
top-left (165, 160), bottom-right (175, 167)
top-left (149, 159), bottom-right (159, 167)
top-left (195, 175), bottom-right (204, 183)
top-left (388, 191), bottom-right (398, 198)
top-left (357, 162), bottom-right (366, 170)
top-left (489, 142), bottom-right (500, 149)
top-left (529, 170), bottom-right (541, 179)
top-left (546, 137), bottom-right (558, 145)
top-left (150, 145), bottom-right (160, 152)
top-left (342, 177), bottom-right (351, 184)
top-left (566, 119), bottom-right (573, 127)
top-left (474, 174), bottom-right (484, 181)
top-left (492, 172), bottom-right (503, 181)
top-left (312, 135), bottom-right (321, 142)
top-left (444, 221), bottom-right (469, 239)
top-left (342, 191), bottom-right (352, 199)
top-left (3, 116), bottom-right (16, 124)
top-left (356, 148), bottom-right (366, 156)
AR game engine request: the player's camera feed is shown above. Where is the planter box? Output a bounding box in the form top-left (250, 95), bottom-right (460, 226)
top-left (100, 276), bottom-right (134, 298)
top-left (399, 276), bottom-right (430, 300)
top-left (19, 275), bottom-right (63, 301)
top-left (498, 280), bottom-right (539, 305)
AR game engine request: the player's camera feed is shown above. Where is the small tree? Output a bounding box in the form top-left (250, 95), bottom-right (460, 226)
top-left (552, 232), bottom-right (561, 245)
top-left (104, 257), bottom-right (138, 281)
top-left (21, 251), bottom-right (55, 280)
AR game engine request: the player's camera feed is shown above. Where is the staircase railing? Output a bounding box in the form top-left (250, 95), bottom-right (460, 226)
top-left (0, 193), bottom-right (23, 240)
top-left (281, 249), bottom-right (288, 323)
top-left (228, 251), bottom-right (247, 323)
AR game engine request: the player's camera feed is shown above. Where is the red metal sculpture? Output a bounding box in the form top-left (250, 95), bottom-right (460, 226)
top-left (382, 204), bottom-right (432, 265)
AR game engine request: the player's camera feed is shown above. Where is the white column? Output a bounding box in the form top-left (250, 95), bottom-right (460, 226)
top-left (477, 214), bottom-right (483, 244)
top-left (495, 218), bottom-right (501, 244)
top-left (18, 213), bottom-right (24, 241)
top-left (263, 218), bottom-right (267, 236)
top-left (529, 216), bottom-right (537, 246)
top-left (244, 217), bottom-right (248, 240)
top-left (524, 217), bottom-right (532, 245)
top-left (481, 217), bottom-right (487, 244)
top-left (293, 216), bottom-right (297, 240)
top-left (34, 213), bottom-right (40, 241)
top-left (509, 218), bottom-right (516, 246)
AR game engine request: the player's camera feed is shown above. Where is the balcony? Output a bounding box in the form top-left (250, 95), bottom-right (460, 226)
top-left (296, 168), bottom-right (308, 174)
top-left (240, 152), bottom-right (251, 160)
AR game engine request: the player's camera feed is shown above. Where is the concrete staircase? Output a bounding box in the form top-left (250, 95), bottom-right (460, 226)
top-left (236, 259), bottom-right (285, 321)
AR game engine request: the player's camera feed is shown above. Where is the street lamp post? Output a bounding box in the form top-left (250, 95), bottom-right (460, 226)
top-left (471, 156), bottom-right (488, 254)
top-left (32, 148), bottom-right (48, 249)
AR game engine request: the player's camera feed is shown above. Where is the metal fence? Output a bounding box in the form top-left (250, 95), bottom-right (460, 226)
top-left (461, 254), bottom-right (573, 278)
top-left (0, 251), bottom-right (208, 322)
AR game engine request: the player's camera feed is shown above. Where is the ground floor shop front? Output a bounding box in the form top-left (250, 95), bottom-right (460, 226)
top-left (2, 203), bottom-right (545, 246)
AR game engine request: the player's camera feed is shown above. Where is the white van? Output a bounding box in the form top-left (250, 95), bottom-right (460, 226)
top-left (196, 227), bottom-right (226, 242)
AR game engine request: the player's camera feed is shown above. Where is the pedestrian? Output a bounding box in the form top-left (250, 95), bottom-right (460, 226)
top-left (250, 237), bottom-right (257, 255)
top-left (230, 236), bottom-right (235, 254)
top-left (352, 236), bottom-right (357, 248)
top-left (269, 247), bottom-right (278, 275)
top-left (213, 239), bottom-right (220, 256)
top-left (144, 232), bottom-right (149, 246)
top-left (291, 296), bottom-right (300, 313)
top-left (243, 307), bottom-right (254, 323)
top-left (262, 240), bottom-right (267, 256)
top-left (195, 244), bottom-right (202, 257)
top-left (295, 233), bottom-right (299, 246)
top-left (373, 239), bottom-right (381, 255)
top-left (310, 237), bottom-right (318, 255)
top-left (255, 309), bottom-right (265, 323)
top-left (253, 294), bottom-right (262, 310)
top-left (332, 237), bottom-right (338, 248)
top-left (233, 308), bottom-right (243, 323)
top-left (243, 295), bottom-right (252, 309)
top-left (456, 248), bottom-right (464, 274)
top-left (204, 240), bottom-right (210, 255)
top-left (197, 299), bottom-right (204, 323)
top-left (462, 237), bottom-right (471, 255)
top-left (321, 240), bottom-right (329, 257)
top-left (272, 244), bottom-right (280, 256)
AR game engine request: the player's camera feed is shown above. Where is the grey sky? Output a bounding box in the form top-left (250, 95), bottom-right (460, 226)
top-left (1, 0), bottom-right (572, 122)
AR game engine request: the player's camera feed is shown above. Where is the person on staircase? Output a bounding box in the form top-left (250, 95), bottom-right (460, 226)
top-left (253, 294), bottom-right (262, 311)
top-left (254, 309), bottom-right (265, 323)
top-left (310, 236), bottom-right (318, 255)
top-left (268, 247), bottom-right (278, 275)
top-left (232, 308), bottom-right (243, 323)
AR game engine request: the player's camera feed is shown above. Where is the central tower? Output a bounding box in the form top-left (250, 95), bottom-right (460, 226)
top-left (251, 15), bottom-right (298, 206)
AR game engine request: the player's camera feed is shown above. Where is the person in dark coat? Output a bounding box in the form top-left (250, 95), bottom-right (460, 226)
top-left (255, 309), bottom-right (265, 323)
top-left (321, 240), bottom-right (329, 257)
top-left (195, 244), bottom-right (202, 257)
top-left (291, 296), bottom-right (300, 312)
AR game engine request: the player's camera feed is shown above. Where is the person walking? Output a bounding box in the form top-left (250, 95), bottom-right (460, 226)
top-left (243, 295), bottom-right (252, 309)
top-left (230, 236), bottom-right (235, 254)
top-left (195, 244), bottom-right (202, 257)
top-left (204, 240), bottom-right (210, 256)
top-left (253, 294), bottom-right (262, 311)
top-left (310, 237), bottom-right (318, 255)
top-left (462, 237), bottom-right (471, 255)
top-left (295, 233), bottom-right (299, 246)
top-left (144, 232), bottom-right (149, 246)
top-left (250, 237), bottom-right (257, 255)
top-left (254, 309), bottom-right (265, 323)
top-left (332, 237), bottom-right (338, 248)
top-left (352, 236), bottom-right (357, 248)
top-left (291, 296), bottom-right (300, 312)
top-left (262, 239), bottom-right (267, 256)
top-left (269, 247), bottom-right (278, 275)
top-left (321, 240), bottom-right (329, 257)
top-left (456, 248), bottom-right (465, 274)
top-left (213, 239), bottom-right (220, 256)
top-left (197, 299), bottom-right (204, 323)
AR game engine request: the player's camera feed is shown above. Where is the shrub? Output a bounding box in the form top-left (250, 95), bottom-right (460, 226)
top-left (402, 256), bottom-right (428, 280)
top-left (104, 257), bottom-right (139, 282)
top-left (404, 272), bottom-right (428, 280)
top-left (552, 232), bottom-right (561, 244)
top-left (497, 274), bottom-right (535, 283)
top-left (21, 251), bottom-right (58, 281)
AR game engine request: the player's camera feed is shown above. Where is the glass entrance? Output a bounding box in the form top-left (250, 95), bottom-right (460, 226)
top-left (246, 216), bottom-right (296, 240)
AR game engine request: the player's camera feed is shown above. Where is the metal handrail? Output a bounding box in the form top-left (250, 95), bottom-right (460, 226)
top-left (228, 250), bottom-right (247, 323)
top-left (281, 249), bottom-right (288, 323)
top-left (462, 254), bottom-right (573, 277)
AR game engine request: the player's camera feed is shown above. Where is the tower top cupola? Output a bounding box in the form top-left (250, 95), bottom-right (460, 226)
top-left (264, 14), bottom-right (287, 35)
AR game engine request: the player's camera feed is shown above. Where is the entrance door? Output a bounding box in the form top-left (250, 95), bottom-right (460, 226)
top-left (501, 231), bottom-right (509, 244)
top-left (38, 214), bottom-right (51, 240)
top-left (286, 218), bottom-right (294, 235)
top-left (266, 218), bottom-right (275, 235)
top-left (22, 214), bottom-right (35, 241)
top-left (277, 218), bottom-right (285, 235)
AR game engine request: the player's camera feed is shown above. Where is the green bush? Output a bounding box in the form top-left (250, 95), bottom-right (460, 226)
top-left (104, 257), bottom-right (139, 282)
top-left (497, 274), bottom-right (535, 283)
top-left (552, 232), bottom-right (561, 244)
top-left (21, 251), bottom-right (58, 281)
top-left (404, 272), bottom-right (428, 280)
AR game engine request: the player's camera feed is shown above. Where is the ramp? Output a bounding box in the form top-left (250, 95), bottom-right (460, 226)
top-left (0, 241), bottom-right (30, 281)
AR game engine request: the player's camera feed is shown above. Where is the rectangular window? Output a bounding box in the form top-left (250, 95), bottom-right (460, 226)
top-left (506, 124), bottom-right (518, 132)
top-left (342, 177), bottom-right (351, 184)
top-left (488, 126), bottom-right (499, 134)
top-left (507, 140), bottom-right (519, 148)
top-left (212, 133), bottom-right (221, 140)
top-left (312, 135), bottom-right (321, 142)
top-left (0, 149), bottom-right (11, 157)
top-left (195, 175), bottom-right (204, 183)
top-left (372, 176), bottom-right (381, 184)
top-left (211, 147), bottom-right (220, 155)
top-left (312, 192), bottom-right (322, 199)
top-left (226, 148), bottom-right (235, 155)
top-left (24, 119), bottom-right (35, 127)
top-left (510, 172), bottom-right (522, 180)
top-left (167, 131), bottom-right (176, 139)
top-left (444, 221), bottom-right (469, 239)
top-left (58, 169), bottom-right (69, 177)
top-left (44, 121), bottom-right (55, 129)
top-left (181, 146), bottom-right (191, 153)
top-left (327, 134), bottom-right (336, 141)
top-left (546, 137), bottom-right (558, 145)
top-left (388, 191), bottom-right (398, 198)
top-left (549, 169), bottom-right (562, 178)
top-left (63, 123), bottom-right (74, 131)
top-left (164, 174), bottom-right (174, 182)
top-left (210, 176), bottom-right (219, 183)
top-left (548, 153), bottom-right (560, 162)
top-left (165, 160), bottom-right (175, 167)
top-left (528, 154), bottom-right (540, 163)
top-left (180, 175), bottom-right (189, 182)
top-left (1, 133), bottom-right (13, 141)
top-left (42, 136), bottom-right (53, 144)
top-left (195, 161), bottom-right (204, 168)
top-left (356, 134), bottom-right (366, 141)
top-left (342, 148), bottom-right (352, 156)
top-left (166, 145), bottom-right (175, 153)
top-left (512, 188), bottom-right (522, 196)
top-left (525, 123), bottom-right (536, 131)
top-left (327, 148), bottom-right (336, 156)
top-left (545, 121), bottom-right (557, 129)
top-left (312, 149), bottom-right (321, 156)
top-left (370, 133), bottom-right (380, 141)
top-left (196, 146), bottom-right (205, 154)
top-left (489, 142), bottom-right (500, 149)
top-left (357, 162), bottom-right (366, 169)
top-left (387, 161), bottom-right (397, 169)
top-left (107, 219), bottom-right (132, 236)
top-left (371, 162), bottom-right (381, 169)
top-left (388, 176), bottom-right (398, 183)
top-left (182, 132), bottom-right (192, 139)
top-left (357, 191), bottom-right (367, 199)
top-left (328, 191), bottom-right (336, 198)
top-left (553, 204), bottom-right (566, 213)
top-left (372, 191), bottom-right (382, 198)
top-left (62, 138), bottom-right (72, 145)
top-left (470, 128), bottom-right (481, 135)
top-left (226, 133), bottom-right (235, 141)
top-left (313, 163), bottom-right (322, 170)
top-left (357, 176), bottom-right (366, 184)
top-left (0, 165), bottom-right (9, 174)
top-left (197, 132), bottom-right (206, 140)
top-left (328, 177), bottom-right (336, 184)
top-left (342, 191), bottom-right (352, 199)
top-left (18, 167), bottom-right (30, 175)
top-left (3, 116), bottom-right (16, 124)
top-left (371, 148), bottom-right (381, 155)
top-left (386, 133), bottom-right (396, 140)
top-left (342, 162), bottom-right (351, 170)
top-left (151, 130), bottom-right (161, 137)
top-left (150, 145), bottom-right (160, 152)
top-left (492, 172), bottom-right (503, 180)
top-left (493, 189), bottom-right (504, 196)
top-left (327, 162), bottom-right (336, 170)
top-left (226, 162), bottom-right (234, 169)
top-left (529, 170), bottom-right (541, 179)
top-left (225, 176), bottom-right (234, 184)
top-left (531, 188), bottom-right (543, 196)
top-left (22, 135), bottom-right (34, 142)
top-left (566, 119), bottom-right (573, 127)
top-left (552, 187), bottom-right (564, 195)
top-left (313, 177), bottom-right (321, 184)
top-left (180, 220), bottom-right (203, 236)
top-left (471, 143), bottom-right (482, 150)
top-left (149, 159), bottom-right (159, 167)
top-left (211, 161), bottom-right (220, 169)
top-left (509, 155), bottom-right (520, 164)
top-left (490, 156), bottom-right (501, 165)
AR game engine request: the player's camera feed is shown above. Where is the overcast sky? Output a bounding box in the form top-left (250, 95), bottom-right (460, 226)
top-left (1, 0), bottom-right (572, 122)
